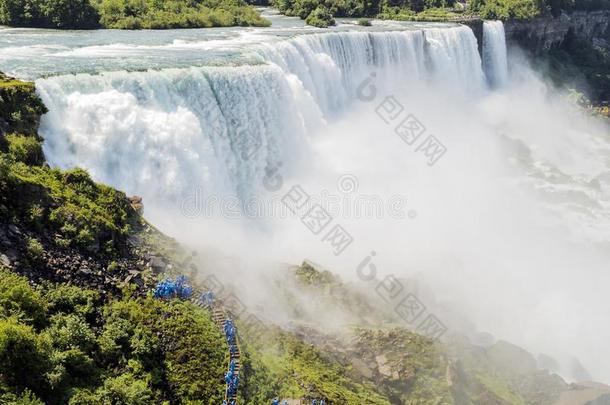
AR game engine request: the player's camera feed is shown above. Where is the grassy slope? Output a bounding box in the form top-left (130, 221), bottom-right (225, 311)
top-left (233, 263), bottom-right (569, 404)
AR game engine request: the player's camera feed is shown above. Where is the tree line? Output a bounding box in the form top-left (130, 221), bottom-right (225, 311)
top-left (0, 0), bottom-right (270, 29)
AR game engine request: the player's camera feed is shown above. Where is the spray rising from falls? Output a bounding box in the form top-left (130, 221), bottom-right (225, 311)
top-left (37, 25), bottom-right (485, 200)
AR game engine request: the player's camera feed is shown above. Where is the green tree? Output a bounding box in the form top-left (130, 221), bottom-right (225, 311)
top-left (0, 318), bottom-right (50, 396)
top-left (305, 5), bottom-right (335, 26)
top-left (0, 270), bottom-right (46, 328)
top-left (67, 373), bottom-right (153, 405)
top-left (39, 0), bottom-right (100, 28)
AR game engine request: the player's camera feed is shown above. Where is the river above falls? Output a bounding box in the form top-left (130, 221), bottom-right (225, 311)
top-left (0, 8), bottom-right (459, 79)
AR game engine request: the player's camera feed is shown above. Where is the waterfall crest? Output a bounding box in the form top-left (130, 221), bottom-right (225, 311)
top-left (37, 25), bottom-right (487, 199)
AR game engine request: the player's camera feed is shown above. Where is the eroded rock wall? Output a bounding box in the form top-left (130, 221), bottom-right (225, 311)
top-left (504, 10), bottom-right (610, 52)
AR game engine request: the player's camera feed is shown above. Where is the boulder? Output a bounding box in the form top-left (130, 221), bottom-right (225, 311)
top-left (0, 253), bottom-right (10, 267)
top-left (128, 196), bottom-right (144, 215)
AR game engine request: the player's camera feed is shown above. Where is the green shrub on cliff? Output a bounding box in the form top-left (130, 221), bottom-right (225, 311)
top-left (5, 134), bottom-right (44, 166)
top-left (98, 297), bottom-right (227, 402)
top-left (0, 73), bottom-right (140, 256)
top-left (0, 318), bottom-right (51, 397)
top-left (67, 372), bottom-right (154, 404)
top-left (0, 74), bottom-right (47, 137)
top-left (541, 29), bottom-right (610, 102)
top-left (0, 270), bottom-right (227, 403)
top-left (0, 269), bottom-right (46, 328)
top-left (2, 162), bottom-right (136, 255)
top-left (238, 324), bottom-right (391, 404)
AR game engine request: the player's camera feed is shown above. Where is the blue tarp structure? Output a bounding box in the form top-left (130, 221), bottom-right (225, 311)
top-left (153, 275), bottom-right (193, 300)
top-left (199, 290), bottom-right (215, 306)
top-left (223, 318), bottom-right (240, 401)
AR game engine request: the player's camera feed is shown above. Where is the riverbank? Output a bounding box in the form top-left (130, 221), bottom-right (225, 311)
top-left (0, 0), bottom-right (270, 29)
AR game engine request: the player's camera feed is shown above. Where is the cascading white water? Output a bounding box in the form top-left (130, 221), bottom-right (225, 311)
top-left (37, 25), bottom-right (486, 200)
top-left (37, 66), bottom-right (303, 200)
top-left (6, 19), bottom-right (610, 384)
top-left (482, 21), bottom-right (508, 87)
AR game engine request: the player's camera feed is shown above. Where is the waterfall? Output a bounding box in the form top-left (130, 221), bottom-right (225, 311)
top-left (482, 21), bottom-right (508, 88)
top-left (36, 25), bottom-right (486, 201)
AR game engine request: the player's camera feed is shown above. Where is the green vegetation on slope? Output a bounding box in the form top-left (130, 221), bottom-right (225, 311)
top-left (0, 0), bottom-right (269, 29)
top-left (238, 325), bottom-right (391, 404)
top-left (0, 269), bottom-right (226, 404)
top-left (542, 30), bottom-right (610, 103)
top-left (0, 74), bottom-right (143, 258)
top-left (0, 160), bottom-right (138, 256)
top-left (470, 0), bottom-right (610, 19)
top-left (352, 328), bottom-right (454, 404)
top-left (0, 73), bottom-right (47, 137)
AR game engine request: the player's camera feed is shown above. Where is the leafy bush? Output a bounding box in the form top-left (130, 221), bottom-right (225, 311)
top-left (45, 314), bottom-right (97, 352)
top-left (0, 269), bottom-right (46, 328)
top-left (0, 271), bottom-right (227, 403)
top-left (470, 0), bottom-right (544, 19)
top-left (239, 327), bottom-right (390, 404)
top-left (0, 389), bottom-right (45, 404)
top-left (357, 17), bottom-right (372, 25)
top-left (409, 6), bottom-right (458, 20)
top-left (44, 284), bottom-right (100, 320)
top-left (47, 348), bottom-right (99, 397)
top-left (305, 6), bottom-right (335, 27)
top-left (0, 318), bottom-right (51, 396)
top-left (5, 134), bottom-right (44, 166)
top-left (68, 373), bottom-right (154, 405)
top-left (99, 298), bottom-right (226, 402)
top-left (96, 0), bottom-right (270, 29)
top-left (5, 163), bottom-right (136, 254)
top-left (0, 74), bottom-right (47, 137)
top-left (25, 237), bottom-right (45, 266)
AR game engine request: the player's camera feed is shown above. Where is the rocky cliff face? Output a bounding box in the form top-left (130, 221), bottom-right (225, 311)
top-left (504, 10), bottom-right (610, 53)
